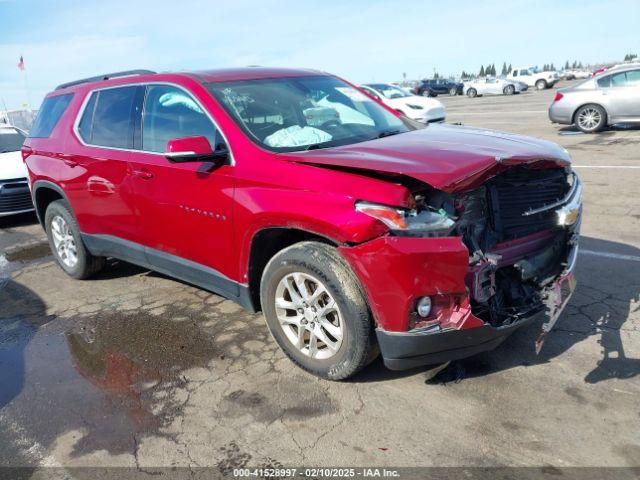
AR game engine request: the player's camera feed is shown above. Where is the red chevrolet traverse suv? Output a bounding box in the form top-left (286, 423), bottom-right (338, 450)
top-left (23, 68), bottom-right (582, 380)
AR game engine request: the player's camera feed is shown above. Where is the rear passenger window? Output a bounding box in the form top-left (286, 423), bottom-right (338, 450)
top-left (78, 86), bottom-right (137, 148)
top-left (142, 85), bottom-right (219, 153)
top-left (29, 93), bottom-right (73, 138)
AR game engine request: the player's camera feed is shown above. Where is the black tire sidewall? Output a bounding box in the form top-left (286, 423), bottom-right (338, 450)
top-left (260, 242), bottom-right (372, 380)
top-left (468, 89), bottom-right (477, 98)
top-left (44, 200), bottom-right (91, 279)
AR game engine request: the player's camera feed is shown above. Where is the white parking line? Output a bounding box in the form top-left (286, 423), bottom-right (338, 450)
top-left (580, 249), bottom-right (640, 262)
top-left (572, 165), bottom-right (640, 169)
top-left (445, 110), bottom-right (547, 115)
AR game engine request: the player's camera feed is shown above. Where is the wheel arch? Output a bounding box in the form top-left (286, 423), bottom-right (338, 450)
top-left (32, 180), bottom-right (69, 228)
top-left (246, 226), bottom-right (339, 311)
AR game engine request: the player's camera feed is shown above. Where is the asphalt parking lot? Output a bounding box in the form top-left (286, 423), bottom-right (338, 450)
top-left (1, 83), bottom-right (639, 474)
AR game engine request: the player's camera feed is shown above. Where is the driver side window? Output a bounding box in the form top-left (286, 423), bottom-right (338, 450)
top-left (142, 85), bottom-right (222, 153)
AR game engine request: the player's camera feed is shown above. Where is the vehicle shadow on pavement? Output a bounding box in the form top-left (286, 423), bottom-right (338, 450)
top-left (0, 280), bottom-right (51, 409)
top-left (0, 212), bottom-right (39, 230)
top-left (355, 236), bottom-right (640, 385)
top-left (557, 124), bottom-right (640, 135)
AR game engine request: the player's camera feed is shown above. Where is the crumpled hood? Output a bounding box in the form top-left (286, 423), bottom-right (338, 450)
top-left (289, 124), bottom-right (571, 192)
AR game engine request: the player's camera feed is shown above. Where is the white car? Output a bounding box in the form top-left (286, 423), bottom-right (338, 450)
top-left (360, 84), bottom-right (445, 123)
top-left (507, 67), bottom-right (559, 90)
top-left (0, 125), bottom-right (34, 217)
top-left (463, 77), bottom-right (528, 97)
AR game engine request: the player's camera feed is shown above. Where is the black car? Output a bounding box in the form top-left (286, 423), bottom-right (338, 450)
top-left (414, 78), bottom-right (463, 97)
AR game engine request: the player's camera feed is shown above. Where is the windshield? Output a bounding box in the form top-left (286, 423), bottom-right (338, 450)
top-left (206, 75), bottom-right (411, 152)
top-left (369, 84), bottom-right (411, 99)
top-left (0, 127), bottom-right (26, 153)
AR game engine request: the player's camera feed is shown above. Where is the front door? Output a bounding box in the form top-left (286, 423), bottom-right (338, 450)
top-left (128, 84), bottom-right (238, 294)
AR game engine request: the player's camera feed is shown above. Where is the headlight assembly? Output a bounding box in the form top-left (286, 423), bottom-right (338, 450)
top-left (355, 201), bottom-right (455, 237)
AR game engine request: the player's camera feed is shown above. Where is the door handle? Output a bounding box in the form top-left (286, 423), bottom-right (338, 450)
top-left (63, 159), bottom-right (79, 168)
top-left (133, 169), bottom-right (154, 180)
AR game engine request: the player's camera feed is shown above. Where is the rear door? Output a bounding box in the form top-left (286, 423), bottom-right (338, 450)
top-left (66, 85), bottom-right (143, 243)
top-left (128, 83), bottom-right (237, 290)
top-left (600, 70), bottom-right (640, 121)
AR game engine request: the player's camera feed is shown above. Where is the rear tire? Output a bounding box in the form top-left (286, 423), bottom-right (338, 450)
top-left (45, 200), bottom-right (105, 279)
top-left (574, 104), bottom-right (607, 133)
top-left (467, 88), bottom-right (477, 98)
top-left (260, 241), bottom-right (376, 380)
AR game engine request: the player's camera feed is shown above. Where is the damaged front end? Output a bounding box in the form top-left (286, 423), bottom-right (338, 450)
top-left (341, 164), bottom-right (581, 370)
top-left (455, 166), bottom-right (581, 332)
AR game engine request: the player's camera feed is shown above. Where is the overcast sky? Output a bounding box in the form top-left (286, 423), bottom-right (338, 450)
top-left (1, 0), bottom-right (639, 110)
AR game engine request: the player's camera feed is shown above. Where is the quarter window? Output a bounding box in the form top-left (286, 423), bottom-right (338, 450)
top-left (78, 86), bottom-right (137, 148)
top-left (142, 85), bottom-right (219, 153)
top-left (597, 75), bottom-right (611, 88)
top-left (29, 93), bottom-right (73, 138)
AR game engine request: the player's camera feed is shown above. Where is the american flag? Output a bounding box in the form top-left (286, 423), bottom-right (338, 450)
top-left (17, 55), bottom-right (25, 71)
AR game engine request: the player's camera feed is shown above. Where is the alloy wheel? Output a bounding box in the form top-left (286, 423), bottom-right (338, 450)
top-left (274, 272), bottom-right (344, 360)
top-left (577, 107), bottom-right (602, 131)
top-left (51, 215), bottom-right (78, 268)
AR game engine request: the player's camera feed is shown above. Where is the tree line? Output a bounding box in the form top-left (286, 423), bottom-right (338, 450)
top-left (425, 53), bottom-right (636, 81)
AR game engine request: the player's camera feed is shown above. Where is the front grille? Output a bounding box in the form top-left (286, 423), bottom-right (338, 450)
top-left (487, 167), bottom-right (569, 240)
top-left (0, 178), bottom-right (33, 213)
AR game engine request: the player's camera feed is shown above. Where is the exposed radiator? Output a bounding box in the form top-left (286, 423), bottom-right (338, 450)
top-left (487, 167), bottom-right (569, 240)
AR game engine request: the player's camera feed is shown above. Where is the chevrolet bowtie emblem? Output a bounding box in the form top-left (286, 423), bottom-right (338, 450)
top-left (557, 204), bottom-right (581, 226)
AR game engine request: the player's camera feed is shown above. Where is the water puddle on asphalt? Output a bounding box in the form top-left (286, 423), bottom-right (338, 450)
top-left (4, 242), bottom-right (51, 263)
top-left (0, 279), bottom-right (223, 457)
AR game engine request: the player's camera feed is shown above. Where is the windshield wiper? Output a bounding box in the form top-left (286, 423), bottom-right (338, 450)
top-left (374, 129), bottom-right (403, 139)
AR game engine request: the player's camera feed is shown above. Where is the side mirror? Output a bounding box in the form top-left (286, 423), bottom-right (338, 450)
top-left (165, 136), bottom-right (229, 164)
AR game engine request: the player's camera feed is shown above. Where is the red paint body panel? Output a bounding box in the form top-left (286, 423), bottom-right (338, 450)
top-left (339, 236), bottom-right (483, 332)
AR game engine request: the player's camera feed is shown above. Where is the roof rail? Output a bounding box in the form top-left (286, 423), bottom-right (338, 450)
top-left (55, 69), bottom-right (156, 90)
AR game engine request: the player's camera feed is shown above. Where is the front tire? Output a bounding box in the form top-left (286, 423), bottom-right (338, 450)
top-left (467, 88), bottom-right (477, 98)
top-left (503, 85), bottom-right (515, 95)
top-left (45, 200), bottom-right (105, 279)
top-left (535, 79), bottom-right (547, 90)
top-left (260, 241), bottom-right (376, 380)
top-left (449, 87), bottom-right (457, 96)
top-left (574, 104), bottom-right (607, 133)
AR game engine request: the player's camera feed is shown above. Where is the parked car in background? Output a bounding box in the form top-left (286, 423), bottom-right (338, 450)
top-left (549, 65), bottom-right (640, 132)
top-left (414, 78), bottom-right (464, 97)
top-left (570, 70), bottom-right (592, 80)
top-left (507, 67), bottom-right (559, 90)
top-left (561, 70), bottom-right (591, 80)
top-left (463, 77), bottom-right (528, 97)
top-left (24, 67), bottom-right (581, 380)
top-left (0, 125), bottom-right (34, 217)
top-left (360, 83), bottom-right (445, 123)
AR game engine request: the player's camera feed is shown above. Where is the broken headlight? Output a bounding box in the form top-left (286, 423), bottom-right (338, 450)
top-left (355, 201), bottom-right (456, 237)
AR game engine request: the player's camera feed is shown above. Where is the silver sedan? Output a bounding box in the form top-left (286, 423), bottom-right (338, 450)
top-left (549, 65), bottom-right (640, 133)
top-left (463, 77), bottom-right (527, 97)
